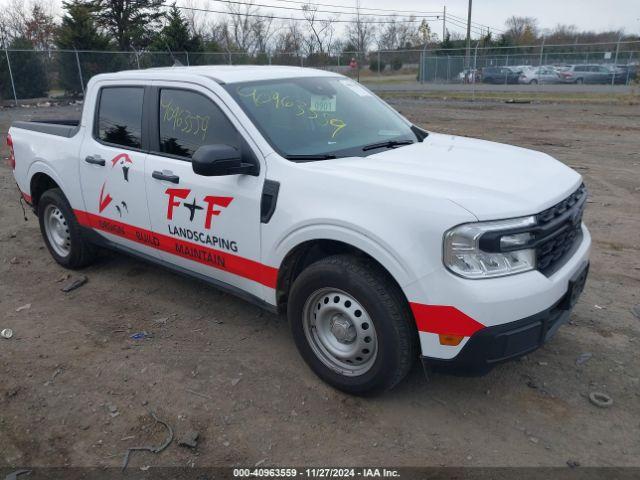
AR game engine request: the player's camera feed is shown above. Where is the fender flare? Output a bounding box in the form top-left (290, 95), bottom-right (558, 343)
top-left (27, 161), bottom-right (67, 195)
top-left (270, 221), bottom-right (416, 289)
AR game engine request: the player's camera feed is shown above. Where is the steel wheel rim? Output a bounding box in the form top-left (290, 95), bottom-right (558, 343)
top-left (44, 204), bottom-right (71, 257)
top-left (302, 288), bottom-right (378, 377)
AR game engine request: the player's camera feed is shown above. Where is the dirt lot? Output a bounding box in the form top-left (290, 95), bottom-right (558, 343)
top-left (0, 98), bottom-right (639, 469)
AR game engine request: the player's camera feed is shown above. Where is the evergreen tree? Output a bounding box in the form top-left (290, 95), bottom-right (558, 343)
top-left (150, 4), bottom-right (202, 54)
top-left (88, 0), bottom-right (165, 50)
top-left (0, 37), bottom-right (48, 99)
top-left (55, 0), bottom-right (111, 95)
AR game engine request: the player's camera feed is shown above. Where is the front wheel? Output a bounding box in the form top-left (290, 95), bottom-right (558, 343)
top-left (288, 255), bottom-right (417, 395)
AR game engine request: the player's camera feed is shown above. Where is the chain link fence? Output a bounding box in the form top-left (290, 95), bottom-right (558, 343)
top-left (415, 41), bottom-right (640, 84)
top-left (1, 40), bottom-right (638, 104)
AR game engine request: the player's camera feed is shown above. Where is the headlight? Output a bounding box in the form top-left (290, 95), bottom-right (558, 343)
top-left (444, 216), bottom-right (536, 279)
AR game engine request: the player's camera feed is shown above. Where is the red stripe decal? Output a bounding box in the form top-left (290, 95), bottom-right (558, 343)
top-left (98, 183), bottom-right (113, 213)
top-left (74, 210), bottom-right (278, 289)
top-left (410, 303), bottom-right (485, 336)
top-left (72, 210), bottom-right (481, 328)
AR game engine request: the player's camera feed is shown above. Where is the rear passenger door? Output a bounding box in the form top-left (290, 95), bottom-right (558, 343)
top-left (79, 83), bottom-right (155, 257)
top-left (540, 68), bottom-right (557, 83)
top-left (144, 83), bottom-right (268, 299)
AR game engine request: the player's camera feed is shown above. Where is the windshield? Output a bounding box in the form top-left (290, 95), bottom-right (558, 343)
top-left (224, 76), bottom-right (418, 159)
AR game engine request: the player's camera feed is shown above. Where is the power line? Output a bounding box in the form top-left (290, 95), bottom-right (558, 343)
top-left (448, 14), bottom-right (505, 34)
top-left (446, 16), bottom-right (485, 36)
top-left (260, 0), bottom-right (444, 16)
top-left (447, 12), bottom-right (505, 34)
top-left (205, 0), bottom-right (441, 18)
top-left (176, 3), bottom-right (439, 23)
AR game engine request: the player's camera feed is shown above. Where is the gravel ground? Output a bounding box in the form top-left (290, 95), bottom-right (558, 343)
top-left (0, 98), bottom-right (639, 469)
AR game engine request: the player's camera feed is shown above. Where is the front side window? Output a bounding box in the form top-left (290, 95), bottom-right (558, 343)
top-left (97, 87), bottom-right (144, 148)
top-left (158, 89), bottom-right (239, 159)
top-left (225, 76), bottom-right (417, 159)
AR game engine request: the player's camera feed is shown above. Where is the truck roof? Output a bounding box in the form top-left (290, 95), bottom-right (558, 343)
top-left (98, 65), bottom-right (341, 84)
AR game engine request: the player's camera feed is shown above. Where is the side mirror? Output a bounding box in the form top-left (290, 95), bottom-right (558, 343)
top-left (192, 144), bottom-right (257, 176)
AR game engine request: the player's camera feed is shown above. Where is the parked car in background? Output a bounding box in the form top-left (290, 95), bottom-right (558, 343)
top-left (608, 64), bottom-right (638, 84)
top-left (519, 66), bottom-right (563, 85)
top-left (457, 68), bottom-right (481, 83)
top-left (559, 65), bottom-right (614, 84)
top-left (481, 67), bottom-right (520, 84)
top-left (506, 66), bottom-right (532, 74)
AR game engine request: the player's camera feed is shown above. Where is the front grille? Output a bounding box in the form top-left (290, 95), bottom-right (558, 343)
top-left (535, 183), bottom-right (587, 276)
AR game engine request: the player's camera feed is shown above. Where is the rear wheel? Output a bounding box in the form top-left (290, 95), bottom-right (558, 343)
top-left (288, 254), bottom-right (417, 395)
top-left (38, 188), bottom-right (96, 269)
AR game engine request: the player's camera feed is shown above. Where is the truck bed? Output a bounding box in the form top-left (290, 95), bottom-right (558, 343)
top-left (11, 119), bottom-right (80, 138)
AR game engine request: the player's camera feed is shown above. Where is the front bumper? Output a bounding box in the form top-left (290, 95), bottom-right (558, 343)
top-left (422, 262), bottom-right (589, 375)
top-left (405, 223), bottom-right (591, 363)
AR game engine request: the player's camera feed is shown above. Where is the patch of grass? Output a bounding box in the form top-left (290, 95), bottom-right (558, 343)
top-left (359, 74), bottom-right (418, 83)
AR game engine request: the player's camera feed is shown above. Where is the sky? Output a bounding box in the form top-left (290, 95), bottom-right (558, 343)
top-left (5, 0), bottom-right (640, 38)
top-left (434, 0), bottom-right (640, 36)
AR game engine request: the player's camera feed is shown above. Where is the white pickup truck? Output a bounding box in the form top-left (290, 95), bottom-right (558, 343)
top-left (9, 66), bottom-right (590, 394)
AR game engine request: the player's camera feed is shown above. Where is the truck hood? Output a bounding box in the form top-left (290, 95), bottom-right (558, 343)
top-left (304, 132), bottom-right (582, 220)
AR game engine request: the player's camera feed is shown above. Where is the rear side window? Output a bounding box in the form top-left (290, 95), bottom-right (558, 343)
top-left (158, 89), bottom-right (239, 159)
top-left (96, 87), bottom-right (144, 149)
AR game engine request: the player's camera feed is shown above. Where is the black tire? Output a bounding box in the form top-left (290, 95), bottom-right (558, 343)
top-left (575, 78), bottom-right (584, 84)
top-left (288, 254), bottom-right (418, 395)
top-left (37, 188), bottom-right (96, 269)
top-left (530, 79), bottom-right (538, 85)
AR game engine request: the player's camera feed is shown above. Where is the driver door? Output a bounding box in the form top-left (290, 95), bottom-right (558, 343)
top-left (144, 83), bottom-right (268, 299)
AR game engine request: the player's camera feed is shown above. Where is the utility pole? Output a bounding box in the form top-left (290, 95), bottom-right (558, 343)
top-left (465, 0), bottom-right (472, 68)
top-left (442, 6), bottom-right (446, 42)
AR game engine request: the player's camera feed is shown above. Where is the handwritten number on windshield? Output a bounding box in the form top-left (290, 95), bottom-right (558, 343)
top-left (238, 87), bottom-right (347, 138)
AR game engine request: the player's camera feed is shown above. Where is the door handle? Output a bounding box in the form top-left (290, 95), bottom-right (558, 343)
top-left (85, 155), bottom-right (105, 166)
top-left (152, 170), bottom-right (180, 184)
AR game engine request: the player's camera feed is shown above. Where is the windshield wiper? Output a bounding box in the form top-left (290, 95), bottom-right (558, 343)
top-left (284, 154), bottom-right (337, 161)
top-left (361, 139), bottom-right (414, 152)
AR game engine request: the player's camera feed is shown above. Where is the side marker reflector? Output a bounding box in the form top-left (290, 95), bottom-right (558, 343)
top-left (438, 334), bottom-right (464, 346)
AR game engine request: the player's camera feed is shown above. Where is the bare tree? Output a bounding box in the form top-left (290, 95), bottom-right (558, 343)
top-left (226, 1), bottom-right (256, 52)
top-left (274, 19), bottom-right (303, 55)
top-left (252, 16), bottom-right (276, 53)
top-left (0, 0), bottom-right (28, 46)
top-left (377, 15), bottom-right (420, 50)
top-left (376, 15), bottom-right (398, 51)
top-left (503, 16), bottom-right (539, 45)
top-left (24, 3), bottom-right (56, 50)
top-left (182, 0), bottom-right (211, 39)
top-left (301, 3), bottom-right (336, 56)
top-left (0, 0), bottom-right (57, 49)
top-left (345, 0), bottom-right (375, 55)
top-left (223, 1), bottom-right (276, 54)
